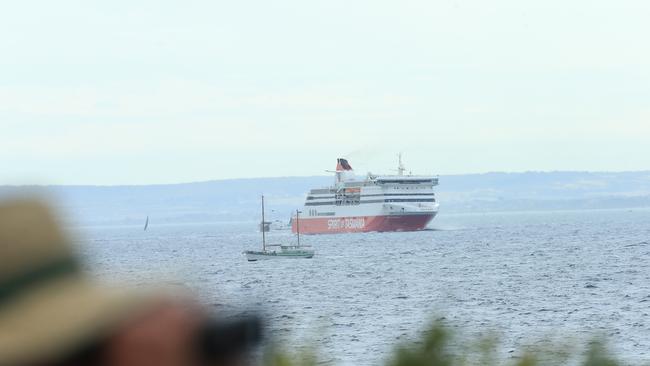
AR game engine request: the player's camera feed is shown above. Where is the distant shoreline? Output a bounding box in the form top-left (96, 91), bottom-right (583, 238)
top-left (2, 171), bottom-right (649, 227)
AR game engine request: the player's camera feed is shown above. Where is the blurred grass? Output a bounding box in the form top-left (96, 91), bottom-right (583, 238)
top-left (265, 322), bottom-right (623, 366)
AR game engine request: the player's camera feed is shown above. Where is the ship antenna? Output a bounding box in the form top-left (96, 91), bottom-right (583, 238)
top-left (397, 153), bottom-right (406, 176)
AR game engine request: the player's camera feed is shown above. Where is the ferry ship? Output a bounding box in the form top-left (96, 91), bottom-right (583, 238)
top-left (291, 156), bottom-right (439, 234)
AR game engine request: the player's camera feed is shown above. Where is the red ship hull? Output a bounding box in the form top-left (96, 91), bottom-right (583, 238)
top-left (291, 213), bottom-right (436, 235)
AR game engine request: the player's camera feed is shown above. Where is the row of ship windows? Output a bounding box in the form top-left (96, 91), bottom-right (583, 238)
top-left (377, 181), bottom-right (433, 185)
top-left (305, 198), bottom-right (436, 207)
top-left (306, 209), bottom-right (336, 216)
top-left (308, 185), bottom-right (431, 195)
top-left (306, 193), bottom-right (435, 200)
top-left (381, 185), bottom-right (431, 189)
top-left (385, 198), bottom-right (436, 202)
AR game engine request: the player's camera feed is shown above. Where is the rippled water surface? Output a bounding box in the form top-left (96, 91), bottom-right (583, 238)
top-left (76, 208), bottom-right (650, 365)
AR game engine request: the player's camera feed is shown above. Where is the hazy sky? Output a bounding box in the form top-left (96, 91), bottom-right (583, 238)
top-left (2, 1), bottom-right (649, 185)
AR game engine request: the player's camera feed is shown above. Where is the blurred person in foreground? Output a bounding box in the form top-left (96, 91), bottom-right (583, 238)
top-left (0, 199), bottom-right (260, 366)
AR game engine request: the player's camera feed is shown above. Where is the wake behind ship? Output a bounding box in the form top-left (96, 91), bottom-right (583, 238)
top-left (291, 157), bottom-right (439, 234)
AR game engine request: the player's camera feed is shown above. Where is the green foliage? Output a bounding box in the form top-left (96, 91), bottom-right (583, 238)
top-left (387, 325), bottom-right (453, 366)
top-left (582, 341), bottom-right (618, 366)
top-left (266, 322), bottom-right (623, 366)
top-left (264, 345), bottom-right (318, 366)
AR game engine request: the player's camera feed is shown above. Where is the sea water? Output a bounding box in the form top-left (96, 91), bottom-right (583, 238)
top-left (75, 208), bottom-right (650, 365)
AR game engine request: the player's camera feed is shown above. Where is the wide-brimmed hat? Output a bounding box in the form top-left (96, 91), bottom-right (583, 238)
top-left (0, 200), bottom-right (151, 365)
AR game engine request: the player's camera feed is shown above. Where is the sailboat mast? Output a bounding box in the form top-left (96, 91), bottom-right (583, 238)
top-left (261, 195), bottom-right (266, 251)
top-left (296, 209), bottom-right (300, 247)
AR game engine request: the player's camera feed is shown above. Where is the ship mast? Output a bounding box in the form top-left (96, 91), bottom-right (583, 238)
top-left (261, 195), bottom-right (266, 251)
top-left (296, 209), bottom-right (301, 247)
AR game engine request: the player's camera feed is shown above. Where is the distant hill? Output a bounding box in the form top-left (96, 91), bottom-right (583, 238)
top-left (438, 171), bottom-right (650, 213)
top-left (1, 171), bottom-right (649, 226)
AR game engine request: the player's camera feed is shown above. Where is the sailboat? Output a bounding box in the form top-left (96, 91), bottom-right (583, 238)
top-left (244, 196), bottom-right (314, 261)
top-left (144, 216), bottom-right (149, 231)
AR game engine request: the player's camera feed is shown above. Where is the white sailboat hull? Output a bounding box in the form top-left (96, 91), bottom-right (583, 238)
top-left (244, 248), bottom-right (314, 261)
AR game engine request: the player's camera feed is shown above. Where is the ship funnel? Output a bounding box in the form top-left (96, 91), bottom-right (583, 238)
top-left (336, 158), bottom-right (353, 171)
top-left (335, 158), bottom-right (355, 184)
